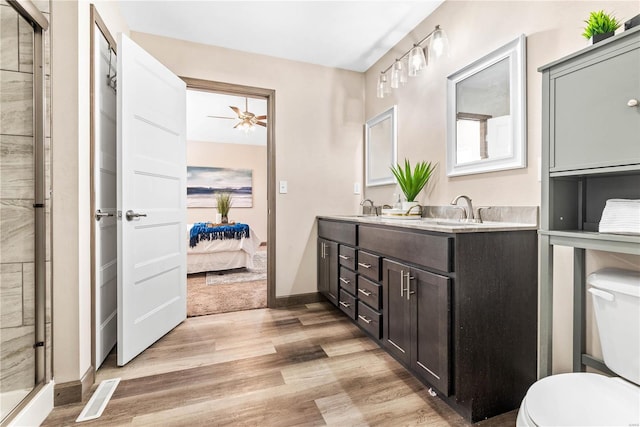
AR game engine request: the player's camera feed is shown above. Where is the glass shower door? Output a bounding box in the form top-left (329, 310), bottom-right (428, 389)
top-left (0, 0), bottom-right (49, 422)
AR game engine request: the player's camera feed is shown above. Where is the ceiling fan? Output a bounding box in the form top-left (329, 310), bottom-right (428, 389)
top-left (207, 97), bottom-right (267, 131)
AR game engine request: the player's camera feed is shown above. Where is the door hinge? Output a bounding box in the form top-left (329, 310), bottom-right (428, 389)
top-left (33, 341), bottom-right (44, 348)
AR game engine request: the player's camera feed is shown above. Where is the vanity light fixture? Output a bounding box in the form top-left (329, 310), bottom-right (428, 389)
top-left (377, 25), bottom-right (449, 99)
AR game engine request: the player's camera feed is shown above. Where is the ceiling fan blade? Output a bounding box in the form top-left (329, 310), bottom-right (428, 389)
top-left (255, 121), bottom-right (267, 127)
top-left (207, 115), bottom-right (236, 120)
top-left (233, 121), bottom-right (243, 129)
top-left (229, 106), bottom-right (242, 117)
top-left (255, 115), bottom-right (267, 121)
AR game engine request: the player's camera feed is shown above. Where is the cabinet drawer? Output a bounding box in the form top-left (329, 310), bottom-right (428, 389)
top-left (357, 276), bottom-right (381, 310)
top-left (359, 225), bottom-right (453, 273)
top-left (338, 245), bottom-right (356, 270)
top-left (357, 301), bottom-right (381, 339)
top-left (318, 219), bottom-right (357, 245)
top-left (357, 250), bottom-right (381, 281)
top-left (339, 289), bottom-right (357, 320)
top-left (338, 267), bottom-right (357, 295)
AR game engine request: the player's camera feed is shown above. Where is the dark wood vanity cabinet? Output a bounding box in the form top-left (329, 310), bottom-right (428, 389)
top-left (383, 259), bottom-right (451, 396)
top-left (317, 218), bottom-right (538, 422)
top-left (317, 238), bottom-right (338, 305)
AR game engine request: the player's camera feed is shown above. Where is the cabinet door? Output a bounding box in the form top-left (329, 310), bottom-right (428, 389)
top-left (552, 46), bottom-right (640, 171)
top-left (318, 238), bottom-right (338, 306)
top-left (382, 259), bottom-right (411, 365)
top-left (410, 267), bottom-right (451, 396)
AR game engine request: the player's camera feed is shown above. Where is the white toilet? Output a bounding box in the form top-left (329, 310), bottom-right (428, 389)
top-left (517, 268), bottom-right (640, 427)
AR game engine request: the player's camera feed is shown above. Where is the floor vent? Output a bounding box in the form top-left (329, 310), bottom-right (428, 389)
top-left (75, 378), bottom-right (121, 423)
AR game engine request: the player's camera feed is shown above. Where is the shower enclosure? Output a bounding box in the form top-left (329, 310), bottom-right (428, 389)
top-left (0, 0), bottom-right (51, 423)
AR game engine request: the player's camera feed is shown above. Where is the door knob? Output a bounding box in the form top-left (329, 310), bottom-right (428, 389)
top-left (125, 210), bottom-right (147, 221)
top-left (95, 209), bottom-right (114, 221)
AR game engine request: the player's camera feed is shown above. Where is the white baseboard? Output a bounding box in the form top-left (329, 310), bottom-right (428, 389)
top-left (8, 381), bottom-right (54, 427)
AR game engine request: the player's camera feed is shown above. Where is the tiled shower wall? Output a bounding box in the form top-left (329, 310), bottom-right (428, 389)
top-left (0, 0), bottom-right (51, 398)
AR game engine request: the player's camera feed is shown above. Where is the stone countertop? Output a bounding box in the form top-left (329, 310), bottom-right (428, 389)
top-left (318, 214), bottom-right (538, 234)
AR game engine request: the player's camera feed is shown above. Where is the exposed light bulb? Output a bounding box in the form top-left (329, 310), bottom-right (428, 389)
top-left (377, 73), bottom-right (386, 98)
top-left (429, 26), bottom-right (450, 61)
top-left (391, 60), bottom-right (406, 89)
top-left (408, 45), bottom-right (427, 76)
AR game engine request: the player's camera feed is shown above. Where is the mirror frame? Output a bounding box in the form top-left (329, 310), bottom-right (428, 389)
top-left (446, 34), bottom-right (526, 177)
top-left (365, 105), bottom-right (397, 187)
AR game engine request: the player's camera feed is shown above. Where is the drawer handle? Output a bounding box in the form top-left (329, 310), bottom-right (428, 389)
top-left (358, 288), bottom-right (372, 297)
top-left (358, 315), bottom-right (371, 324)
top-left (358, 262), bottom-right (372, 269)
top-left (628, 98), bottom-right (639, 107)
top-left (339, 301), bottom-right (351, 308)
top-left (339, 255), bottom-right (351, 260)
top-left (339, 277), bottom-right (351, 285)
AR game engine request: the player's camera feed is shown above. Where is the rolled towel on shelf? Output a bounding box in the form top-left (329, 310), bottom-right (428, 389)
top-left (599, 199), bottom-right (640, 235)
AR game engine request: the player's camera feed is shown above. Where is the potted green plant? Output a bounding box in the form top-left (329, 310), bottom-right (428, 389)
top-left (216, 192), bottom-right (232, 224)
top-left (582, 10), bottom-right (620, 44)
top-left (390, 159), bottom-right (437, 211)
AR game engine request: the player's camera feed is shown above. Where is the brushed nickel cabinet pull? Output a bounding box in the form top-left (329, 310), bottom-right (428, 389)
top-left (406, 272), bottom-right (415, 300)
top-left (358, 315), bottom-right (371, 324)
top-left (358, 288), bottom-right (372, 297)
top-left (358, 262), bottom-right (372, 269)
top-left (339, 301), bottom-right (351, 308)
top-left (400, 270), bottom-right (405, 297)
top-left (339, 255), bottom-right (351, 260)
top-left (339, 277), bottom-right (351, 285)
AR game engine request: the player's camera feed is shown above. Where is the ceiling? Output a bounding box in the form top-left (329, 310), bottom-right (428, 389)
top-left (117, 1), bottom-right (444, 72)
top-left (187, 90), bottom-right (268, 146)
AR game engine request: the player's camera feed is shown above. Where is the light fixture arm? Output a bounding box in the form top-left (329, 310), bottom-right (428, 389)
top-left (380, 25), bottom-right (443, 74)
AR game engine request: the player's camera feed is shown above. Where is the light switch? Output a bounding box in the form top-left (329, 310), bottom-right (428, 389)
top-left (354, 182), bottom-right (361, 195)
top-left (279, 180), bottom-right (288, 194)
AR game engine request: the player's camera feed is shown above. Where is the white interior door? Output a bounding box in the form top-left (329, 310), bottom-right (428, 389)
top-left (93, 26), bottom-right (118, 368)
top-left (117, 33), bottom-right (187, 366)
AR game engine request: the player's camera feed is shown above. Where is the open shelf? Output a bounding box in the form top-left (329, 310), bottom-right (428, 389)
top-left (540, 230), bottom-right (640, 254)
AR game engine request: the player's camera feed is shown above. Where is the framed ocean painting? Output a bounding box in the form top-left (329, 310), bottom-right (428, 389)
top-left (187, 166), bottom-right (253, 208)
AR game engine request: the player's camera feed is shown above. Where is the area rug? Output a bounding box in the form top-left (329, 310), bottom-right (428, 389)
top-left (205, 250), bottom-right (267, 285)
top-left (187, 250), bottom-right (267, 317)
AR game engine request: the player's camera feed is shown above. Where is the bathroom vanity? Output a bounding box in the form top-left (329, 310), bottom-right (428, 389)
top-left (317, 213), bottom-right (538, 422)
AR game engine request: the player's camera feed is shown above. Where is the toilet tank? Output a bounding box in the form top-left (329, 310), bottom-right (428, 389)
top-left (588, 268), bottom-right (640, 385)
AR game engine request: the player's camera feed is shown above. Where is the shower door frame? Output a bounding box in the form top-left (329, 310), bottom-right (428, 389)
top-left (3, 0), bottom-right (49, 423)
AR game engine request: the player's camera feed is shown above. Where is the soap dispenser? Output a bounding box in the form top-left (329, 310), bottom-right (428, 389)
top-left (393, 193), bottom-right (402, 210)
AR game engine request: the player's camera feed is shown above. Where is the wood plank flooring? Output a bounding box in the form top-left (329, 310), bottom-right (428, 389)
top-left (42, 303), bottom-right (517, 426)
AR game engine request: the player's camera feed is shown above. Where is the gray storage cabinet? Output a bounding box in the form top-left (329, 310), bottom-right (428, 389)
top-left (538, 27), bottom-right (640, 377)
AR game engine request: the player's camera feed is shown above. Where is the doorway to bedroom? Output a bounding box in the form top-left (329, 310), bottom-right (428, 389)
top-left (184, 81), bottom-right (273, 316)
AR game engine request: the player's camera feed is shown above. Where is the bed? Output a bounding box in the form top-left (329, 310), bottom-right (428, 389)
top-left (187, 223), bottom-right (262, 274)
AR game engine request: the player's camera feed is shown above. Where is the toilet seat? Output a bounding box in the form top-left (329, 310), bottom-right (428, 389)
top-left (523, 373), bottom-right (640, 427)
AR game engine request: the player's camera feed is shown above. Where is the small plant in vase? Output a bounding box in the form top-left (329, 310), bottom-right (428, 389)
top-left (582, 10), bottom-right (620, 44)
top-left (216, 192), bottom-right (232, 224)
top-left (390, 159), bottom-right (437, 213)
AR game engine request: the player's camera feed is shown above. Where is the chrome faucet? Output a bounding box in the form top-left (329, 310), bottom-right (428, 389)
top-left (360, 199), bottom-right (377, 216)
top-left (451, 195), bottom-right (482, 223)
top-left (405, 204), bottom-right (422, 216)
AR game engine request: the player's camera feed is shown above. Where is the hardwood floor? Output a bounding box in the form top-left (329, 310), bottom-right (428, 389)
top-left (43, 303), bottom-right (517, 426)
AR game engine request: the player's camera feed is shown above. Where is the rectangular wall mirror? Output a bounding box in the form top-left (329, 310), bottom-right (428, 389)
top-left (446, 34), bottom-right (526, 176)
top-left (365, 105), bottom-right (397, 186)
